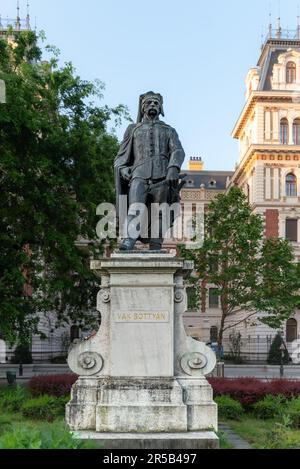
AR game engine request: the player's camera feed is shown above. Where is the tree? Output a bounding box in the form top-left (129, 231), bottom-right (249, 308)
top-left (0, 30), bottom-right (128, 345)
top-left (180, 186), bottom-right (300, 348)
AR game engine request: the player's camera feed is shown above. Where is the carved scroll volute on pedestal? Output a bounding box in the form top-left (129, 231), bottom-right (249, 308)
top-left (179, 339), bottom-right (216, 377)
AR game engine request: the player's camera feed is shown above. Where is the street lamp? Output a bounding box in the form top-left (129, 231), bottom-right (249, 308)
top-left (279, 342), bottom-right (286, 378)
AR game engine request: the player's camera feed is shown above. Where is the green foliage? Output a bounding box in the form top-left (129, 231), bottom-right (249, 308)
top-left (267, 333), bottom-right (290, 365)
top-left (285, 397), bottom-right (300, 429)
top-left (252, 394), bottom-right (285, 419)
top-left (180, 186), bottom-right (300, 346)
top-left (0, 385), bottom-right (29, 412)
top-left (21, 395), bottom-right (69, 421)
top-left (215, 395), bottom-right (244, 420)
top-left (0, 31), bottom-right (129, 345)
top-left (225, 416), bottom-right (300, 449)
top-left (262, 414), bottom-right (300, 449)
top-left (216, 430), bottom-right (234, 449)
top-left (0, 421), bottom-right (99, 449)
top-left (256, 239), bottom-right (300, 329)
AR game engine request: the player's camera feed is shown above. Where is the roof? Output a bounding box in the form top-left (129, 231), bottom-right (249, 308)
top-left (258, 38), bottom-right (300, 91)
top-left (180, 170), bottom-right (233, 190)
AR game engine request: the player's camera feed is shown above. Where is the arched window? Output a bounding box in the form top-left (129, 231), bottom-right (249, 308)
top-left (280, 118), bottom-right (289, 144)
top-left (210, 326), bottom-right (218, 343)
top-left (286, 61), bottom-right (296, 83)
top-left (286, 173), bottom-right (297, 197)
top-left (286, 318), bottom-right (297, 342)
top-left (293, 118), bottom-right (300, 144)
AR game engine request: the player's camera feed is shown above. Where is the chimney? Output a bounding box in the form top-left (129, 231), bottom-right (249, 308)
top-left (188, 157), bottom-right (204, 171)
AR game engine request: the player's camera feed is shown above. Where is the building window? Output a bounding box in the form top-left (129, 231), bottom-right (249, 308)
top-left (286, 61), bottom-right (296, 83)
top-left (209, 288), bottom-right (219, 308)
top-left (210, 326), bottom-right (218, 343)
top-left (286, 318), bottom-right (297, 342)
top-left (293, 119), bottom-right (300, 144)
top-left (286, 219), bottom-right (298, 242)
top-left (286, 173), bottom-right (297, 197)
top-left (186, 286), bottom-right (197, 310)
top-left (280, 118), bottom-right (289, 144)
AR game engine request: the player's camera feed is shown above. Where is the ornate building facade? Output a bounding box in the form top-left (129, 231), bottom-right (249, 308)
top-left (186, 24), bottom-right (300, 361)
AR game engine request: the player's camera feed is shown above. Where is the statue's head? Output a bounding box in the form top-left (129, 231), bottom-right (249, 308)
top-left (137, 91), bottom-right (164, 122)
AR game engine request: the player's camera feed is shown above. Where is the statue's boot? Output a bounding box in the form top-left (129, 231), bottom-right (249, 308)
top-left (119, 238), bottom-right (137, 251)
top-left (149, 239), bottom-right (163, 251)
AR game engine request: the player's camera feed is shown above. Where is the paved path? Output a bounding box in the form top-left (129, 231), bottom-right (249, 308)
top-left (219, 423), bottom-right (252, 449)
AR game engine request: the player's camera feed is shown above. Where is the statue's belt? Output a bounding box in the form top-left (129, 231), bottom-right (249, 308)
top-left (130, 155), bottom-right (168, 172)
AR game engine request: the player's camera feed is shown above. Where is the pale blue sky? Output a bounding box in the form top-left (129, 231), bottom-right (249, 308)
top-left (1, 0), bottom-right (300, 170)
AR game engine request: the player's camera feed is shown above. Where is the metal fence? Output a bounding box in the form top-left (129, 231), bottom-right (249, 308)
top-left (2, 350), bottom-right (67, 364)
top-left (221, 335), bottom-right (289, 363)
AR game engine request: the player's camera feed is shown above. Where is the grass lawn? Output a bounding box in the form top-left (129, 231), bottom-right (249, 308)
top-left (224, 417), bottom-right (300, 449)
top-left (0, 385), bottom-right (102, 449)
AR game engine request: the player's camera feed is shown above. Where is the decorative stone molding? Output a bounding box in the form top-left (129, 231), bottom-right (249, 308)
top-left (180, 352), bottom-right (208, 376)
top-left (77, 352), bottom-right (104, 375)
top-left (174, 289), bottom-right (184, 303)
top-left (177, 338), bottom-right (216, 377)
top-left (181, 190), bottom-right (224, 202)
top-left (99, 290), bottom-right (111, 303)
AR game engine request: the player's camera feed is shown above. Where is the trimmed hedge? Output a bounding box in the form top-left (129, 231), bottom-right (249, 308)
top-left (208, 377), bottom-right (300, 409)
top-left (29, 374), bottom-right (78, 398)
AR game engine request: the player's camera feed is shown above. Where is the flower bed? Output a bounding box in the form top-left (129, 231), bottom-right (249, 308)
top-left (29, 374), bottom-right (78, 398)
top-left (208, 377), bottom-right (300, 409)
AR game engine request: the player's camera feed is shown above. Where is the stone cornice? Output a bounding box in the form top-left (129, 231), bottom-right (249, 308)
top-left (232, 91), bottom-right (297, 139)
top-left (230, 144), bottom-right (300, 185)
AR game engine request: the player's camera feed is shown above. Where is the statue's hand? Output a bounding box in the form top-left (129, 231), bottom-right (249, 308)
top-left (120, 167), bottom-right (132, 182)
top-left (166, 167), bottom-right (180, 187)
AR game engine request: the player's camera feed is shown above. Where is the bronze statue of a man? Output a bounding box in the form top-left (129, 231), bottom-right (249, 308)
top-left (115, 92), bottom-right (185, 251)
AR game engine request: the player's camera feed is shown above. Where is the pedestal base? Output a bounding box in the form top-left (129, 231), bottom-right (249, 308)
top-left (76, 431), bottom-right (219, 450)
top-left (66, 377), bottom-right (218, 434)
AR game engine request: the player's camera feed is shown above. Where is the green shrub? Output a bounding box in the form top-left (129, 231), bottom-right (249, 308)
top-left (0, 385), bottom-right (29, 412)
top-left (215, 395), bottom-right (244, 420)
top-left (0, 422), bottom-right (99, 449)
top-left (285, 397), bottom-right (300, 429)
top-left (21, 395), bottom-right (69, 422)
top-left (252, 394), bottom-right (285, 419)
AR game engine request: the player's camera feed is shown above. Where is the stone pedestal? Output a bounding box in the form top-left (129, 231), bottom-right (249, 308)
top-left (66, 253), bottom-right (218, 448)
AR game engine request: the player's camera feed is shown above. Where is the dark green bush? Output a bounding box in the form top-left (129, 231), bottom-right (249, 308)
top-left (21, 395), bottom-right (68, 422)
top-left (252, 394), bottom-right (285, 419)
top-left (215, 395), bottom-right (244, 420)
top-left (0, 385), bottom-right (29, 412)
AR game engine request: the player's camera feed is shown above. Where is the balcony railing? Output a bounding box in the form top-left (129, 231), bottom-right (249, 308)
top-left (0, 18), bottom-right (30, 31)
